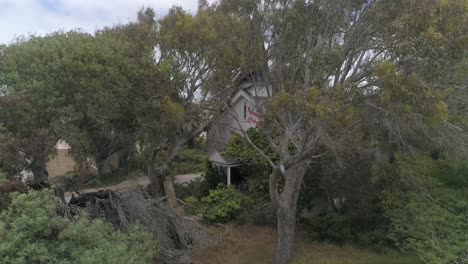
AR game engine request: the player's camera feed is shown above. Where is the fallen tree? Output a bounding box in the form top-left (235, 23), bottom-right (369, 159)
top-left (67, 188), bottom-right (211, 264)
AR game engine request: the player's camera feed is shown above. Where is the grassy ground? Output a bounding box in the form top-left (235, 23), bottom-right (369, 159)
top-left (192, 224), bottom-right (421, 264)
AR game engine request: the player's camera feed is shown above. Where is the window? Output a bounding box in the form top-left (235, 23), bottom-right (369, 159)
top-left (243, 102), bottom-right (247, 120)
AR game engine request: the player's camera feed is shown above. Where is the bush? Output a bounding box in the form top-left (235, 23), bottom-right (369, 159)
top-left (224, 129), bottom-right (278, 198)
top-left (203, 160), bottom-right (224, 190)
top-left (186, 185), bottom-right (253, 223)
top-left (0, 173), bottom-right (28, 211)
top-left (172, 146), bottom-right (207, 175)
top-left (174, 177), bottom-right (209, 200)
top-left (237, 198), bottom-right (276, 226)
top-left (184, 196), bottom-right (203, 215)
top-left (0, 189), bottom-right (158, 264)
top-left (307, 211), bottom-right (354, 243)
top-left (384, 154), bottom-right (468, 264)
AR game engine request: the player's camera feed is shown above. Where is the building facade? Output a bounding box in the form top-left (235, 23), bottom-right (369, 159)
top-left (207, 79), bottom-right (271, 185)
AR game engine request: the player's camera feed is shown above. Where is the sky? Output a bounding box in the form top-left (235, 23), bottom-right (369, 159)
top-left (0, 0), bottom-right (201, 44)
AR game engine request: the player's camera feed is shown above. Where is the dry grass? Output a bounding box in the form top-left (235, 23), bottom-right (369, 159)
top-left (192, 224), bottom-right (421, 264)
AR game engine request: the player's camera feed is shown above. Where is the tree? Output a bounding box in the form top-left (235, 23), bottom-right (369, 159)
top-left (136, 4), bottom-right (260, 208)
top-left (65, 8), bottom-right (162, 177)
top-left (0, 30), bottom-right (141, 185)
top-left (213, 0), bottom-right (468, 262)
top-left (0, 32), bottom-right (92, 186)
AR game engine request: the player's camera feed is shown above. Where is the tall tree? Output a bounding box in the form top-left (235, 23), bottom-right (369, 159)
top-left (0, 31), bottom-right (139, 185)
top-left (138, 4), bottom-right (261, 207)
top-left (214, 0), bottom-right (468, 263)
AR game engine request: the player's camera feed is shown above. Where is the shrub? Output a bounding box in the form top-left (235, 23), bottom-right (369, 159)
top-left (307, 211), bottom-right (354, 243)
top-left (237, 198), bottom-right (276, 226)
top-left (172, 146), bottom-right (207, 175)
top-left (174, 177), bottom-right (209, 200)
top-left (186, 185), bottom-right (253, 223)
top-left (384, 154), bottom-right (468, 264)
top-left (0, 189), bottom-right (158, 264)
top-left (184, 196), bottom-right (203, 215)
top-left (0, 173), bottom-right (28, 212)
top-left (224, 129), bottom-right (278, 198)
top-left (203, 160), bottom-right (224, 190)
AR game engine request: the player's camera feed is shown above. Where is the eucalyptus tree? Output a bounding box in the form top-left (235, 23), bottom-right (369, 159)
top-left (65, 8), bottom-right (162, 176)
top-left (0, 31), bottom-right (138, 185)
top-left (136, 4), bottom-right (261, 206)
top-left (214, 0), bottom-right (468, 263)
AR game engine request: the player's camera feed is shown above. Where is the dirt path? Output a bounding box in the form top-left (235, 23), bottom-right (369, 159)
top-left (65, 173), bottom-right (202, 200)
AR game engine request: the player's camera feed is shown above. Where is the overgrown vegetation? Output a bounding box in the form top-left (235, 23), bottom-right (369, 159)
top-left (224, 129), bottom-right (277, 197)
top-left (0, 189), bottom-right (157, 264)
top-left (172, 139), bottom-right (207, 175)
top-left (0, 0), bottom-right (467, 263)
top-left (0, 172), bottom-right (27, 211)
top-left (203, 160), bottom-right (225, 190)
top-left (186, 185), bottom-right (253, 223)
top-left (383, 155), bottom-right (468, 264)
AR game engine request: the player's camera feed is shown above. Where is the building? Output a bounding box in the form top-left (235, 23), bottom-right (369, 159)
top-left (207, 74), bottom-right (271, 186)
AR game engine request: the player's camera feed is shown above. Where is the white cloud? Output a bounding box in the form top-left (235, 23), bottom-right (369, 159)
top-left (0, 0), bottom-right (201, 44)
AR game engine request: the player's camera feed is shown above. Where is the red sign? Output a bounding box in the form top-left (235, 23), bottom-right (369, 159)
top-left (245, 106), bottom-right (261, 126)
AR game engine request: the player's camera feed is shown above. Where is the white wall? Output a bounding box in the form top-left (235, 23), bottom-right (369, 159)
top-left (55, 139), bottom-right (71, 150)
top-left (207, 94), bottom-right (262, 154)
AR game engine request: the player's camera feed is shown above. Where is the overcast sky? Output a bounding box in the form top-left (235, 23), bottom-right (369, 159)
top-left (0, 0), bottom-right (201, 44)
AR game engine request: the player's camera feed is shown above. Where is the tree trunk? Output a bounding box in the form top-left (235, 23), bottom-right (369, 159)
top-left (276, 202), bottom-right (298, 264)
top-left (163, 176), bottom-right (181, 211)
top-left (147, 157), bottom-right (165, 198)
top-left (31, 164), bottom-right (49, 189)
top-left (274, 161), bottom-right (309, 264)
top-left (96, 149), bottom-right (131, 176)
top-left (29, 140), bottom-right (56, 189)
top-left (97, 157), bottom-right (112, 176)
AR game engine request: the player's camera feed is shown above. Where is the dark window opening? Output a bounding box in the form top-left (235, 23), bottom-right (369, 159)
top-left (243, 102), bottom-right (247, 120)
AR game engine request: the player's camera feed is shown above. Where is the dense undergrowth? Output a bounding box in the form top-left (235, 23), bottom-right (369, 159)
top-left (0, 188), bottom-right (157, 264)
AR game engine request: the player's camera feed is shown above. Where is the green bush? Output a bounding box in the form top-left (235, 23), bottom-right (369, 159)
top-left (224, 129), bottom-right (278, 198)
top-left (172, 146), bottom-right (207, 175)
top-left (174, 177), bottom-right (209, 200)
top-left (237, 198), bottom-right (276, 226)
top-left (203, 160), bottom-right (224, 190)
top-left (184, 196), bottom-right (203, 215)
top-left (384, 154), bottom-right (468, 264)
top-left (0, 189), bottom-right (158, 264)
top-left (0, 174), bottom-right (28, 212)
top-left (307, 211), bottom-right (354, 243)
top-left (186, 185), bottom-right (253, 223)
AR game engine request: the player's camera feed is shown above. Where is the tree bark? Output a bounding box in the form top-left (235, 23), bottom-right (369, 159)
top-left (147, 157), bottom-right (165, 198)
top-left (97, 157), bottom-right (112, 176)
top-left (163, 175), bottom-right (179, 210)
top-left (274, 161), bottom-right (309, 264)
top-left (31, 164), bottom-right (49, 189)
top-left (96, 148), bottom-right (131, 176)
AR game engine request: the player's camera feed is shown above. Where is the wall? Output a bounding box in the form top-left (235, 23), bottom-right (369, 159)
top-left (207, 95), bottom-right (261, 154)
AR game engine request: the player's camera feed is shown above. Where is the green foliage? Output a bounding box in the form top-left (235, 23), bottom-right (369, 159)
top-left (203, 160), bottom-right (225, 190)
top-left (307, 212), bottom-right (354, 244)
top-left (172, 145), bottom-right (207, 175)
top-left (224, 129), bottom-right (278, 197)
top-left (237, 198), bottom-right (276, 226)
top-left (384, 155), bottom-right (468, 264)
top-left (0, 174), bottom-right (27, 212)
top-left (0, 189), bottom-right (157, 264)
top-left (186, 185), bottom-right (253, 223)
top-left (298, 156), bottom-right (391, 249)
top-left (184, 196), bottom-right (204, 215)
top-left (174, 177), bottom-right (209, 200)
